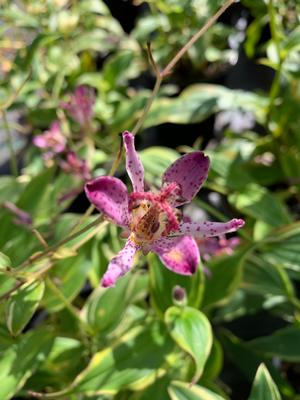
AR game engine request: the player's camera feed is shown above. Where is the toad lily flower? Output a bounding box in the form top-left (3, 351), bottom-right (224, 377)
top-left (33, 120), bottom-right (66, 156)
top-left (60, 151), bottom-right (91, 181)
top-left (61, 85), bottom-right (95, 128)
top-left (85, 131), bottom-right (244, 287)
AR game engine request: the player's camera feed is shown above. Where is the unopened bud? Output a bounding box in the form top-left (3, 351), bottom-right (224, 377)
top-left (172, 285), bottom-right (187, 306)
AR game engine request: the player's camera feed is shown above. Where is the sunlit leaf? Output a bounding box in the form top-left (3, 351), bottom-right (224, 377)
top-left (165, 306), bottom-right (212, 383)
top-left (68, 324), bottom-right (173, 395)
top-left (168, 380), bottom-right (226, 400)
top-left (0, 329), bottom-right (53, 400)
top-left (83, 272), bottom-right (148, 334)
top-left (0, 252), bottom-right (11, 270)
top-left (6, 280), bottom-right (45, 336)
top-left (229, 184), bottom-right (291, 228)
top-left (248, 364), bottom-right (281, 400)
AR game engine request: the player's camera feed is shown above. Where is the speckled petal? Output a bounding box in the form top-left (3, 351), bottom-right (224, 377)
top-left (123, 131), bottom-right (144, 192)
top-left (85, 176), bottom-right (130, 227)
top-left (162, 151), bottom-right (210, 206)
top-left (175, 218), bottom-right (245, 237)
top-left (101, 238), bottom-right (140, 287)
top-left (151, 236), bottom-right (200, 275)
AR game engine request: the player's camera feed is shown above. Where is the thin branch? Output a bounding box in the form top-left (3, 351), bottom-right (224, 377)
top-left (31, 229), bottom-right (48, 249)
top-left (131, 75), bottom-right (162, 136)
top-left (108, 133), bottom-right (124, 176)
top-left (161, 0), bottom-right (236, 77)
top-left (131, 0), bottom-right (236, 136)
top-left (0, 279), bottom-right (25, 302)
top-left (14, 215), bottom-right (103, 272)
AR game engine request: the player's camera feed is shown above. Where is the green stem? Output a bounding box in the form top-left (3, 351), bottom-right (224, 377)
top-left (131, 0), bottom-right (235, 137)
top-left (1, 111), bottom-right (18, 177)
top-left (131, 75), bottom-right (162, 136)
top-left (15, 215), bottom-right (103, 272)
top-left (46, 277), bottom-right (95, 335)
top-left (69, 204), bottom-right (95, 235)
top-left (161, 0), bottom-right (236, 77)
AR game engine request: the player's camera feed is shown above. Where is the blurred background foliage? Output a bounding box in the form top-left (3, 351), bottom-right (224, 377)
top-left (1, 0), bottom-right (300, 399)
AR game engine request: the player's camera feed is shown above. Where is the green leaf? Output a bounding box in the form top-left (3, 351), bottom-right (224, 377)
top-left (78, 0), bottom-right (111, 15)
top-left (248, 364), bottom-right (281, 400)
top-left (17, 167), bottom-right (54, 220)
top-left (201, 339), bottom-right (223, 382)
top-left (27, 337), bottom-right (84, 391)
top-left (130, 375), bottom-right (170, 400)
top-left (43, 250), bottom-right (91, 312)
top-left (229, 184), bottom-right (291, 228)
top-left (144, 84), bottom-right (268, 128)
top-left (202, 250), bottom-right (247, 307)
top-left (259, 222), bottom-right (300, 273)
top-left (83, 272), bottom-right (148, 334)
top-left (168, 381), bottom-right (226, 400)
top-left (242, 256), bottom-right (295, 298)
top-left (102, 50), bottom-right (140, 90)
top-left (149, 254), bottom-right (203, 318)
top-left (0, 176), bottom-right (24, 204)
top-left (281, 27), bottom-right (300, 56)
top-left (165, 306), bottom-right (212, 383)
top-left (0, 324), bottom-right (15, 352)
top-left (247, 326), bottom-right (300, 362)
top-left (0, 252), bottom-right (11, 270)
top-left (6, 280), bottom-right (45, 336)
top-left (0, 329), bottom-right (53, 400)
top-left (69, 323), bottom-right (173, 395)
top-left (140, 147), bottom-right (179, 187)
top-left (219, 330), bottom-right (294, 397)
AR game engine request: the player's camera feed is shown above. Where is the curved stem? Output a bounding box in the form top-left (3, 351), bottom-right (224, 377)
top-left (131, 75), bottom-right (162, 136)
top-left (132, 0), bottom-right (235, 137)
top-left (161, 0), bottom-right (236, 77)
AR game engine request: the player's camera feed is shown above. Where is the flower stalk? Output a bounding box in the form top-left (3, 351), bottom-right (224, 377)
top-left (1, 0), bottom-right (237, 299)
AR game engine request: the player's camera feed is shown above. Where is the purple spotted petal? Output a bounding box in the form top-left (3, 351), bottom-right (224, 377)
top-left (123, 131), bottom-right (144, 192)
top-left (85, 176), bottom-right (130, 227)
top-left (175, 218), bottom-right (245, 238)
top-left (101, 238), bottom-right (140, 287)
top-left (163, 152), bottom-right (210, 206)
top-left (151, 236), bottom-right (200, 275)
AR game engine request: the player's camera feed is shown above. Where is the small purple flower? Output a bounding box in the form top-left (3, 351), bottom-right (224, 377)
top-left (61, 85), bottom-right (95, 127)
top-left (33, 121), bottom-right (66, 156)
top-left (85, 131), bottom-right (245, 288)
top-left (60, 151), bottom-right (91, 181)
top-left (197, 236), bottom-right (241, 262)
